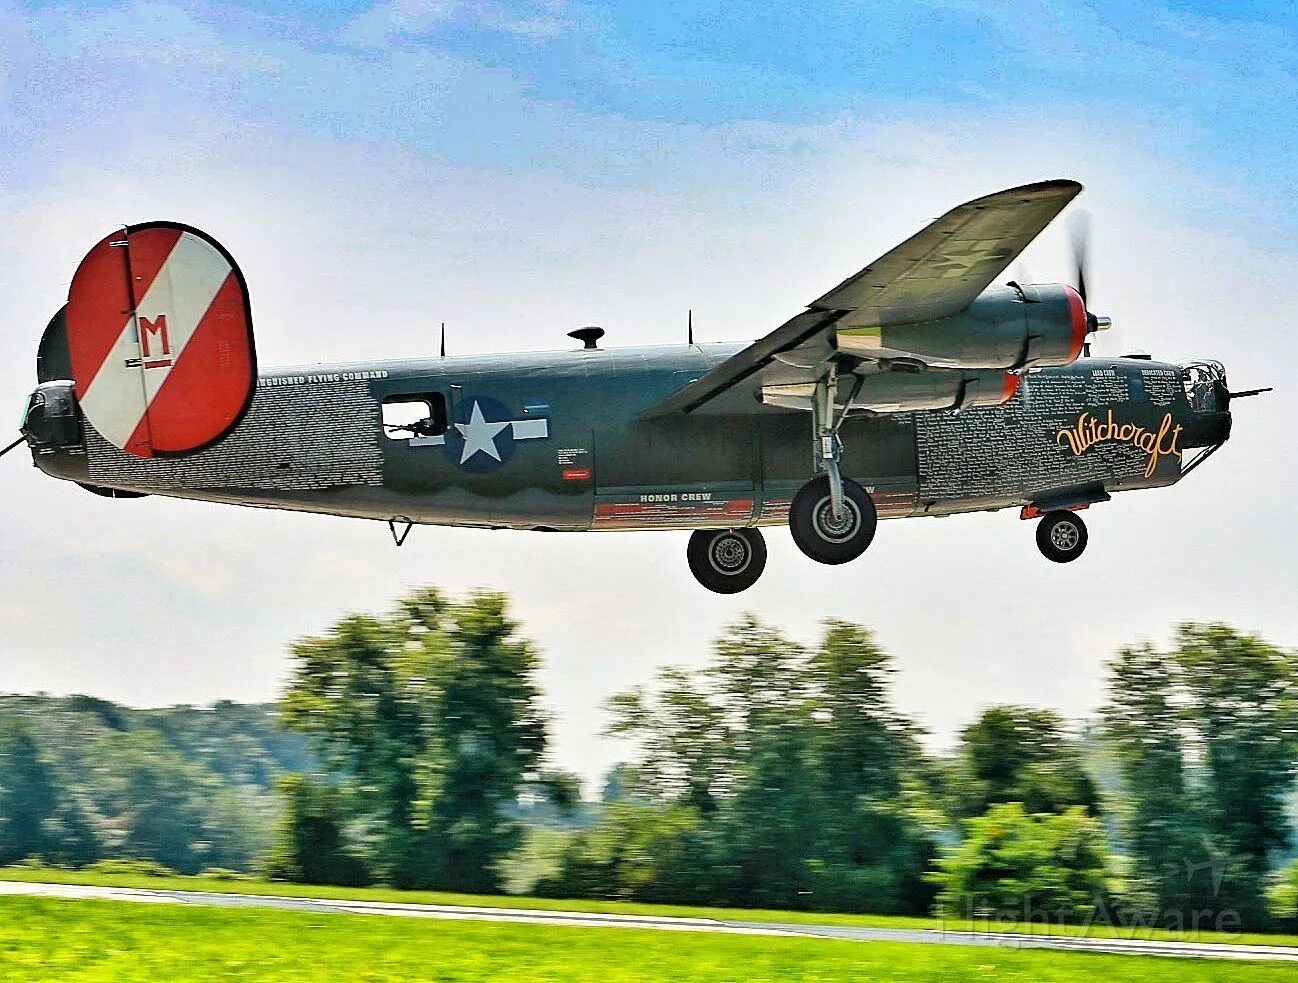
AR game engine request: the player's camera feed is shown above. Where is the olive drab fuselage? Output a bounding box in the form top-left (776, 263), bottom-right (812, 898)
top-left (25, 343), bottom-right (1232, 532)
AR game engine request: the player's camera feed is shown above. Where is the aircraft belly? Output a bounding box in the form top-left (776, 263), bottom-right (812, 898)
top-left (133, 485), bottom-right (591, 530)
top-left (589, 413), bottom-right (924, 531)
top-left (759, 414), bottom-right (921, 525)
top-left (590, 415), bottom-right (750, 529)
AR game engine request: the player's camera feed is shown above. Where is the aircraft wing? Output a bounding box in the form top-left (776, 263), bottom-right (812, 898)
top-left (644, 179), bottom-right (1081, 417)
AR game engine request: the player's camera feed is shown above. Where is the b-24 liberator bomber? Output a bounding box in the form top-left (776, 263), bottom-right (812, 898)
top-left (17, 180), bottom-right (1253, 592)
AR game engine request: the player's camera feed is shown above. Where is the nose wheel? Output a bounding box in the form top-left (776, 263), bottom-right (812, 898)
top-left (1036, 510), bottom-right (1088, 563)
top-left (687, 528), bottom-right (767, 593)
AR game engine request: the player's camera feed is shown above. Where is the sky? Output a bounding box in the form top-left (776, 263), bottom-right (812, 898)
top-left (1, 0), bottom-right (1296, 790)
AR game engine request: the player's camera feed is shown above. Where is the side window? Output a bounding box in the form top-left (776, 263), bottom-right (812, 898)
top-left (382, 392), bottom-right (448, 439)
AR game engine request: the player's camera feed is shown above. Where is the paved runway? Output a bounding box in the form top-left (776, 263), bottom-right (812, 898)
top-left (2, 880), bottom-right (1296, 962)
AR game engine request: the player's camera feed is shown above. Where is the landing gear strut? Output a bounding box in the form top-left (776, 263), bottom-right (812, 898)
top-left (1036, 510), bottom-right (1088, 563)
top-left (687, 528), bottom-right (767, 593)
top-left (787, 368), bottom-right (877, 565)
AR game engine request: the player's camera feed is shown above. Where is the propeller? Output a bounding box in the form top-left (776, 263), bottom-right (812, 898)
top-left (1069, 210), bottom-right (1091, 310)
top-left (1068, 210), bottom-right (1112, 351)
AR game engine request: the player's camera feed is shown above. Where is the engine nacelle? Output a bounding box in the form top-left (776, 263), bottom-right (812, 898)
top-left (835, 283), bottom-right (1087, 370)
top-left (761, 368), bottom-right (1017, 414)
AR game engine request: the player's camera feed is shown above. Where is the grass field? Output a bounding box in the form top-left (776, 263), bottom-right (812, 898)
top-left (0, 895), bottom-right (1292, 983)
top-left (1, 866), bottom-right (1295, 949)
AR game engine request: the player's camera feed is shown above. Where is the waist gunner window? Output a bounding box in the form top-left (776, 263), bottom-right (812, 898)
top-left (382, 393), bottom-right (448, 439)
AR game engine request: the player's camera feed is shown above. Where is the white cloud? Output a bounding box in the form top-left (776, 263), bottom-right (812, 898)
top-left (341, 0), bottom-right (568, 47)
top-left (343, 0), bottom-right (461, 46)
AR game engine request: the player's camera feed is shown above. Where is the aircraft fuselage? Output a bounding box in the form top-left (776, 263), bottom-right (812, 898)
top-left (26, 343), bottom-right (1231, 533)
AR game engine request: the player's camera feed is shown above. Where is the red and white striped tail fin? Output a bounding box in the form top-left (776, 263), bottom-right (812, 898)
top-left (66, 222), bottom-right (257, 458)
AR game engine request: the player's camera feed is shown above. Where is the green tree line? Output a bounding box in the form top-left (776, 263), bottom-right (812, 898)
top-left (3, 587), bottom-right (1297, 932)
top-left (0, 696), bottom-right (311, 873)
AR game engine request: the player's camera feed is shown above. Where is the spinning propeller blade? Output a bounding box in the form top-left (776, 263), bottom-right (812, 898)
top-left (1067, 209), bottom-right (1111, 349)
top-left (1069, 210), bottom-right (1091, 310)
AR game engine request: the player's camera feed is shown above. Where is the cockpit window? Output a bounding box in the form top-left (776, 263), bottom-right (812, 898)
top-left (382, 392), bottom-right (448, 439)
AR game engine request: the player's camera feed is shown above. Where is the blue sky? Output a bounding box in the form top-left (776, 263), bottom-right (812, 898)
top-left (1, 0), bottom-right (1296, 785)
top-left (7, 0), bottom-right (1297, 225)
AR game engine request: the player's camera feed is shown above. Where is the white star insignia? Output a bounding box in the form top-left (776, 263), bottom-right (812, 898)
top-left (455, 400), bottom-right (510, 464)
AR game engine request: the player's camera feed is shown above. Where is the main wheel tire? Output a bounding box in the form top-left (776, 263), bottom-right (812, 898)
top-left (788, 475), bottom-right (877, 565)
top-left (687, 528), bottom-right (767, 594)
top-left (1036, 510), bottom-right (1088, 563)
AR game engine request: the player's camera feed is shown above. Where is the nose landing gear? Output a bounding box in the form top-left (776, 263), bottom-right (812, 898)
top-left (1036, 510), bottom-right (1088, 563)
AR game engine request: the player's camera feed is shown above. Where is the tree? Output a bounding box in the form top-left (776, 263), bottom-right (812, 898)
top-left (280, 587), bottom-right (548, 891)
top-left (262, 774), bottom-right (369, 885)
top-left (1103, 624), bottom-right (1298, 930)
top-left (1268, 857), bottom-right (1298, 927)
top-left (0, 720), bottom-right (59, 863)
top-left (536, 803), bottom-right (720, 904)
top-left (806, 621), bottom-right (936, 913)
top-left (932, 803), bottom-right (1113, 924)
top-left (1176, 625), bottom-right (1298, 878)
top-left (606, 668), bottom-right (733, 818)
top-left (953, 706), bottom-right (1098, 818)
top-left (0, 697), bottom-right (306, 872)
top-left (89, 731), bottom-right (220, 874)
top-left (600, 616), bottom-right (936, 914)
top-left (204, 785), bottom-right (274, 872)
top-left (1102, 641), bottom-right (1208, 918)
top-left (43, 792), bottom-right (101, 867)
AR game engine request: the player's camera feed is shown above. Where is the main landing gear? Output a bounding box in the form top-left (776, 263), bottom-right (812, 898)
top-left (688, 528), bottom-right (767, 594)
top-left (687, 369), bottom-right (879, 593)
top-left (788, 475), bottom-right (877, 564)
top-left (1036, 510), bottom-right (1088, 563)
top-left (788, 366), bottom-right (877, 566)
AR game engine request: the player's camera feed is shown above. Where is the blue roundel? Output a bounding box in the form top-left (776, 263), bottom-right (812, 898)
top-left (443, 395), bottom-right (517, 473)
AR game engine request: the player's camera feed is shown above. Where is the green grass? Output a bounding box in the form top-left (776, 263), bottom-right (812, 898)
top-left (0, 896), bottom-right (1290, 983)
top-left (1, 866), bottom-right (1296, 950)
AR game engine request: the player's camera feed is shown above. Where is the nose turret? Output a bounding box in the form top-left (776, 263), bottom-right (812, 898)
top-left (1178, 360), bottom-right (1232, 449)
